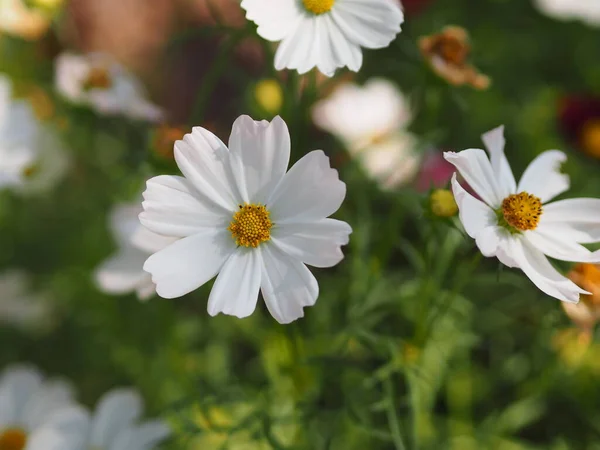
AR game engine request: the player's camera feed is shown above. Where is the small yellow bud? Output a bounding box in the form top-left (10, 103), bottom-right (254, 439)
top-left (430, 189), bottom-right (458, 217)
top-left (254, 79), bottom-right (283, 115)
top-left (31, 0), bottom-right (64, 11)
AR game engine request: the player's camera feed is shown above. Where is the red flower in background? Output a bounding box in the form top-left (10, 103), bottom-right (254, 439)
top-left (401, 0), bottom-right (434, 16)
top-left (415, 151), bottom-right (455, 192)
top-left (559, 95), bottom-right (600, 159)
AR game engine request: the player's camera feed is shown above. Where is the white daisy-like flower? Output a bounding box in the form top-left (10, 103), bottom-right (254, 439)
top-left (241, 0), bottom-right (404, 76)
top-left (0, 75), bottom-right (68, 194)
top-left (140, 115), bottom-right (351, 324)
top-left (534, 0), bottom-right (600, 26)
top-left (55, 53), bottom-right (164, 122)
top-left (312, 78), bottom-right (420, 189)
top-left (0, 271), bottom-right (54, 331)
top-left (445, 125), bottom-right (600, 303)
top-left (95, 203), bottom-right (177, 301)
top-left (0, 364), bottom-right (76, 450)
top-left (28, 388), bottom-right (170, 450)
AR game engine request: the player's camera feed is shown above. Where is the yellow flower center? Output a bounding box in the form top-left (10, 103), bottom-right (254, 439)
top-left (83, 67), bottom-right (112, 91)
top-left (501, 192), bottom-right (542, 231)
top-left (303, 0), bottom-right (335, 15)
top-left (0, 429), bottom-right (27, 450)
top-left (430, 189), bottom-right (458, 218)
top-left (580, 118), bottom-right (600, 158)
top-left (228, 203), bottom-right (272, 248)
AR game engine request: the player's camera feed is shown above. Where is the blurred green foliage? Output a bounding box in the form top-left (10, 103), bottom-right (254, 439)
top-left (2, 0), bottom-right (600, 448)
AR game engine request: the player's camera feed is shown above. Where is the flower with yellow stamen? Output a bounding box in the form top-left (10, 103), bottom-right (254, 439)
top-left (241, 0), bottom-right (403, 76)
top-left (140, 115), bottom-right (351, 323)
top-left (55, 52), bottom-right (163, 122)
top-left (445, 125), bottom-right (600, 303)
top-left (419, 26), bottom-right (490, 90)
top-left (0, 365), bottom-right (76, 450)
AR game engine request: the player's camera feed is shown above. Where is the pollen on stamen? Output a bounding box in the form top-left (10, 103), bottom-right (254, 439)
top-left (303, 0), bottom-right (335, 15)
top-left (83, 67), bottom-right (112, 91)
top-left (501, 192), bottom-right (543, 231)
top-left (228, 203), bottom-right (273, 248)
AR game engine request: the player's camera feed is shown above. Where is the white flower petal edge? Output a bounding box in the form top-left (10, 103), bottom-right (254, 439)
top-left (28, 389), bottom-right (171, 450)
top-left (95, 203), bottom-right (177, 301)
top-left (445, 125), bottom-right (600, 303)
top-left (241, 0), bottom-right (403, 76)
top-left (141, 115), bottom-right (351, 323)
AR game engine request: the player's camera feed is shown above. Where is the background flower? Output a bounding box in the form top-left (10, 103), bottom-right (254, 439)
top-left (313, 78), bottom-right (420, 189)
top-left (95, 202), bottom-right (177, 300)
top-left (3, 0), bottom-right (600, 448)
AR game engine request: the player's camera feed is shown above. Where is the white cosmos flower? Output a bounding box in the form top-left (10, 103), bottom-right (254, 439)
top-left (312, 78), bottom-right (420, 189)
top-left (55, 53), bottom-right (163, 122)
top-left (0, 364), bottom-right (77, 450)
top-left (140, 115), bottom-right (352, 324)
top-left (0, 75), bottom-right (68, 194)
top-left (28, 388), bottom-right (170, 450)
top-left (95, 203), bottom-right (177, 301)
top-left (534, 0), bottom-right (600, 26)
top-left (0, 271), bottom-right (54, 331)
top-left (445, 125), bottom-right (600, 303)
top-left (241, 0), bottom-right (404, 76)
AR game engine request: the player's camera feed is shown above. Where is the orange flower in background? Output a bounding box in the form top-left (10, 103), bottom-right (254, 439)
top-left (419, 26), bottom-right (490, 90)
top-left (152, 124), bottom-right (188, 160)
top-left (563, 263), bottom-right (600, 342)
top-left (558, 96), bottom-right (600, 159)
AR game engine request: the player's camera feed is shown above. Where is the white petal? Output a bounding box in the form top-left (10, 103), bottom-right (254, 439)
top-left (140, 175), bottom-right (226, 238)
top-left (0, 366), bottom-right (42, 428)
top-left (24, 380), bottom-right (75, 430)
top-left (481, 125), bottom-right (516, 197)
top-left (130, 226), bottom-right (177, 254)
top-left (268, 150), bottom-right (346, 223)
top-left (272, 219), bottom-right (351, 268)
top-left (444, 149), bottom-right (505, 208)
top-left (227, 116), bottom-right (290, 204)
top-left (323, 16), bottom-right (363, 72)
top-left (109, 203), bottom-right (142, 246)
top-left (450, 173), bottom-right (496, 238)
top-left (95, 249), bottom-right (149, 296)
top-left (260, 243), bottom-right (319, 324)
top-left (90, 389), bottom-right (142, 448)
top-left (331, 0), bottom-right (403, 49)
top-left (27, 406), bottom-right (90, 450)
top-left (174, 127), bottom-right (240, 212)
top-left (274, 16), bottom-right (317, 74)
top-left (143, 230), bottom-right (235, 299)
top-left (525, 228), bottom-right (600, 263)
top-left (538, 198), bottom-right (600, 243)
top-left (241, 0), bottom-right (301, 42)
top-left (135, 277), bottom-right (157, 302)
top-left (207, 248), bottom-right (262, 319)
top-left (517, 150), bottom-right (569, 203)
top-left (111, 420), bottom-right (171, 450)
top-left (508, 237), bottom-right (588, 303)
top-left (475, 226), bottom-right (505, 257)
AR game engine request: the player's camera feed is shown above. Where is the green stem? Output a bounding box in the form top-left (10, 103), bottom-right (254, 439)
top-left (190, 29), bottom-right (246, 124)
top-left (384, 377), bottom-right (408, 450)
